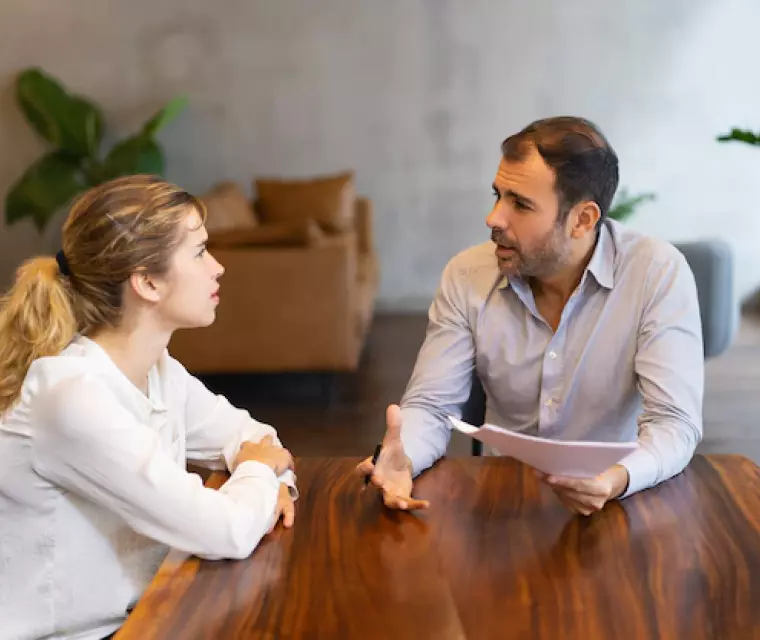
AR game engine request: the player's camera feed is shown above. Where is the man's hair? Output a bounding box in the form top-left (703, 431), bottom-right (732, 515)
top-left (501, 116), bottom-right (619, 222)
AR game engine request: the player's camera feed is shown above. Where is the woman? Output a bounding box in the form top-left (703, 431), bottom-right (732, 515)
top-left (0, 175), bottom-right (297, 640)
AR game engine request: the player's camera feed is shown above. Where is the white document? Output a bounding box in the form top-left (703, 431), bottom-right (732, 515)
top-left (449, 416), bottom-right (638, 478)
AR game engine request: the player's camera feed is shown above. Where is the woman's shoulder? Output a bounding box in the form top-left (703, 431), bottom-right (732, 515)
top-left (24, 350), bottom-right (117, 417)
top-left (27, 337), bottom-right (116, 390)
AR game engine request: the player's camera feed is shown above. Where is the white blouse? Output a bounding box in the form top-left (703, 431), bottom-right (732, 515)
top-left (0, 336), bottom-right (297, 640)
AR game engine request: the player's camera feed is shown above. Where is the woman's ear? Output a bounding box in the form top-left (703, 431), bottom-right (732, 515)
top-left (128, 270), bottom-right (161, 303)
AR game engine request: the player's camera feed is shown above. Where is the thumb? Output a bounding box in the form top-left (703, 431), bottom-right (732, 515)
top-left (384, 404), bottom-right (403, 442)
top-left (260, 435), bottom-right (273, 446)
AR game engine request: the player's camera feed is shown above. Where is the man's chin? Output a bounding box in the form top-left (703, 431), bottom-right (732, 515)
top-left (497, 256), bottom-right (521, 276)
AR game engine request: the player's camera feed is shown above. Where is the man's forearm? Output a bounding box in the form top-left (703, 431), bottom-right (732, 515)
top-left (619, 419), bottom-right (700, 497)
top-left (398, 405), bottom-right (451, 477)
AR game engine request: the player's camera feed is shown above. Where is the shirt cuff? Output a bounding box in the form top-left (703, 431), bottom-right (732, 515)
top-left (277, 469), bottom-right (299, 500)
top-left (230, 460), bottom-right (280, 488)
top-left (618, 447), bottom-right (659, 498)
top-left (222, 437), bottom-right (243, 473)
top-left (399, 407), bottom-right (446, 477)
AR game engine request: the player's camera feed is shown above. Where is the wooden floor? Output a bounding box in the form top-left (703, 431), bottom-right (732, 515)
top-left (200, 313), bottom-right (760, 465)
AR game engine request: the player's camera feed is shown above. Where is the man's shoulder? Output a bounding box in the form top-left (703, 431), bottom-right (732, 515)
top-left (443, 241), bottom-right (500, 280)
top-left (607, 220), bottom-right (686, 272)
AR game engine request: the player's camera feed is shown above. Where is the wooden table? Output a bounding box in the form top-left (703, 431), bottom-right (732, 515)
top-left (117, 455), bottom-right (760, 639)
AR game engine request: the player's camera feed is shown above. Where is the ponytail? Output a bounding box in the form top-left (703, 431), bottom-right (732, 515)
top-left (0, 256), bottom-right (77, 414)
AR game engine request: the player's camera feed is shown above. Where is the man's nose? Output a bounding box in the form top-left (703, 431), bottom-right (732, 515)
top-left (486, 202), bottom-right (510, 230)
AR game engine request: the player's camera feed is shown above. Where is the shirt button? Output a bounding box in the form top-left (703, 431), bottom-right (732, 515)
top-left (545, 398), bottom-right (553, 407)
top-left (547, 350), bottom-right (557, 359)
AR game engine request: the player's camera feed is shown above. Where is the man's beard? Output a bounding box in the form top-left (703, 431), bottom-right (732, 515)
top-left (491, 224), bottom-right (572, 278)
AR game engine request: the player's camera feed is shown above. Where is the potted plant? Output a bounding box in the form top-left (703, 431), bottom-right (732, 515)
top-left (4, 67), bottom-right (187, 232)
top-left (717, 127), bottom-right (760, 146)
top-left (607, 187), bottom-right (657, 223)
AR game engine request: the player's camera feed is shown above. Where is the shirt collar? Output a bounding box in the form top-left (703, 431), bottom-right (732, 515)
top-left (585, 221), bottom-right (615, 290)
top-left (497, 221), bottom-right (616, 292)
top-left (74, 335), bottom-right (167, 412)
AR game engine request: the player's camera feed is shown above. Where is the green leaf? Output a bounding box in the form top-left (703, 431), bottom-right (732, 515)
top-left (608, 188), bottom-right (657, 222)
top-left (5, 151), bottom-right (86, 232)
top-left (716, 128), bottom-right (760, 145)
top-left (15, 67), bottom-right (104, 157)
top-left (103, 134), bottom-right (163, 179)
top-left (141, 95), bottom-right (188, 137)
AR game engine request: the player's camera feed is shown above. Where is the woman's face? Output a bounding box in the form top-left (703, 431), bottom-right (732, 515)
top-left (150, 209), bottom-right (225, 331)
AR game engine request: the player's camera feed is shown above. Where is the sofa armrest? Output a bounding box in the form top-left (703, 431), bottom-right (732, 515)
top-left (354, 197), bottom-right (374, 256)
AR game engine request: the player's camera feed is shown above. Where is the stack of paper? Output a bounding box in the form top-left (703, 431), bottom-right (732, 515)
top-left (449, 417), bottom-right (638, 478)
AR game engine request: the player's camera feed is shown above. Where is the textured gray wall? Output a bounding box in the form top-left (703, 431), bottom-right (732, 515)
top-left (1, 0), bottom-right (758, 310)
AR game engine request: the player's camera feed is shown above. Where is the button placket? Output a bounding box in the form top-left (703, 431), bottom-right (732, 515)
top-left (538, 331), bottom-right (566, 435)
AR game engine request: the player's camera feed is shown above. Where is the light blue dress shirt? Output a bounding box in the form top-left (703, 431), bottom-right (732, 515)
top-left (399, 219), bottom-right (704, 497)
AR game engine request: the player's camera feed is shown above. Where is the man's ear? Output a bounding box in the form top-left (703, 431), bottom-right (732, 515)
top-left (568, 201), bottom-right (601, 238)
top-left (128, 270), bottom-right (161, 303)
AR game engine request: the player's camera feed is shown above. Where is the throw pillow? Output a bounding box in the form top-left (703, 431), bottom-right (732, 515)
top-left (207, 218), bottom-right (325, 249)
top-left (200, 182), bottom-right (258, 233)
top-left (254, 171), bottom-right (355, 233)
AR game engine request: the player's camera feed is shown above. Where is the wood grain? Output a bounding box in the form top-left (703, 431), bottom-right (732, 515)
top-left (117, 455), bottom-right (760, 639)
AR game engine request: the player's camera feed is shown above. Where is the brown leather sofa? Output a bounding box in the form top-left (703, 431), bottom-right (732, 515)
top-left (168, 173), bottom-right (378, 373)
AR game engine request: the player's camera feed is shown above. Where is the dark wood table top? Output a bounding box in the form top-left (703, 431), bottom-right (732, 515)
top-left (116, 455), bottom-right (760, 639)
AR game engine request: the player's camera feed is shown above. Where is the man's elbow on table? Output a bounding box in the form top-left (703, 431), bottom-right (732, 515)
top-left (622, 415), bottom-right (702, 497)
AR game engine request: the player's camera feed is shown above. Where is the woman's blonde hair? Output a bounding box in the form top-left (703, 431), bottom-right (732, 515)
top-left (0, 174), bottom-right (206, 414)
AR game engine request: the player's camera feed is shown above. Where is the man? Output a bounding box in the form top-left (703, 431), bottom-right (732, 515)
top-left (358, 116), bottom-right (704, 516)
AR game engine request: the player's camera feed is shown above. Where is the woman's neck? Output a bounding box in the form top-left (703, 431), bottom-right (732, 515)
top-left (89, 324), bottom-right (171, 395)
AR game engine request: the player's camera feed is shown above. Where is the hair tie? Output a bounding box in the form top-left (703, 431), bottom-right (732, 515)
top-left (55, 250), bottom-right (71, 277)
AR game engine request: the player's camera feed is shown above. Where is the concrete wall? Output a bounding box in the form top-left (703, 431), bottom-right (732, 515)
top-left (1, 0), bottom-right (758, 310)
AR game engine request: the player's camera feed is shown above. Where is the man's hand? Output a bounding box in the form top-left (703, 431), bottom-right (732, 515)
top-left (356, 404), bottom-right (430, 511)
top-left (537, 464), bottom-right (629, 516)
top-left (268, 482), bottom-right (295, 533)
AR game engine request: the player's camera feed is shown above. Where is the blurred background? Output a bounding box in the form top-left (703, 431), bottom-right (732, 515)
top-left (1, 0), bottom-right (758, 459)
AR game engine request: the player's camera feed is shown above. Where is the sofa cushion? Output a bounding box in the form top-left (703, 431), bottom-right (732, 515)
top-left (254, 172), bottom-right (355, 233)
top-left (200, 182), bottom-right (258, 233)
top-left (207, 218), bottom-right (325, 248)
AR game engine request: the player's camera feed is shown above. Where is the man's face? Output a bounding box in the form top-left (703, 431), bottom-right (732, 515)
top-left (486, 146), bottom-right (573, 279)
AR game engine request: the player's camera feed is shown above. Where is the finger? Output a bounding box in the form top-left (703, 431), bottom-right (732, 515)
top-left (546, 475), bottom-right (599, 493)
top-left (260, 435), bottom-right (274, 446)
top-left (356, 457), bottom-right (375, 477)
top-left (382, 488), bottom-right (408, 510)
top-left (402, 496), bottom-right (430, 510)
top-left (553, 488), bottom-right (601, 515)
top-left (384, 404), bottom-right (403, 442)
top-left (381, 487), bottom-right (430, 511)
top-left (561, 490), bottom-right (606, 511)
top-left (282, 502), bottom-right (295, 528)
top-left (556, 492), bottom-right (592, 516)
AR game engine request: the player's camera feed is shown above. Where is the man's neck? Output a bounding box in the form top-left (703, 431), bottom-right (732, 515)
top-left (531, 234), bottom-right (598, 303)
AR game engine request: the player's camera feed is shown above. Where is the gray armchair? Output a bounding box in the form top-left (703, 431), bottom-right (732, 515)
top-left (466, 239), bottom-right (737, 455)
top-left (674, 239), bottom-right (736, 358)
